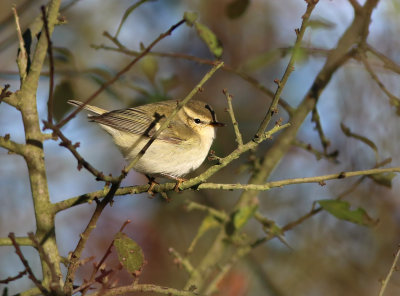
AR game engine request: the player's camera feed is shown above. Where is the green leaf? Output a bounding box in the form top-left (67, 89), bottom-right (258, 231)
top-left (140, 55), bottom-right (158, 84)
top-left (368, 172), bottom-right (397, 188)
top-left (233, 204), bottom-right (258, 230)
top-left (187, 215), bottom-right (220, 254)
top-left (306, 18), bottom-right (335, 30)
top-left (183, 11), bottom-right (198, 26)
top-left (115, 0), bottom-right (152, 38)
top-left (226, 0), bottom-right (250, 19)
top-left (161, 74), bottom-right (179, 93)
top-left (114, 232), bottom-right (144, 274)
top-left (239, 49), bottom-right (281, 72)
top-left (318, 200), bottom-right (378, 227)
top-left (194, 22), bottom-right (223, 58)
top-left (53, 80), bottom-right (75, 122)
top-left (291, 46), bottom-right (308, 64)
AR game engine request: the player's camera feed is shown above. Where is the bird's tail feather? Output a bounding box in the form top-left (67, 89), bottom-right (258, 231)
top-left (67, 100), bottom-right (107, 115)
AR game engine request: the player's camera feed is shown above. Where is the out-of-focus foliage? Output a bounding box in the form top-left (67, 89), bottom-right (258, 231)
top-left (0, 0), bottom-right (400, 295)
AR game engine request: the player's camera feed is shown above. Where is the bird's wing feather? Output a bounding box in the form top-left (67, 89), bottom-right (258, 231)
top-left (89, 104), bottom-right (193, 143)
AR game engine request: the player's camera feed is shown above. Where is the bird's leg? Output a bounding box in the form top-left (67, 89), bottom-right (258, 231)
top-left (173, 177), bottom-right (186, 192)
top-left (145, 175), bottom-right (158, 196)
top-left (160, 174), bottom-right (187, 192)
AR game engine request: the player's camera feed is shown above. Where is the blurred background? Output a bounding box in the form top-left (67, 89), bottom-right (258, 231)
top-left (1, 0), bottom-right (400, 295)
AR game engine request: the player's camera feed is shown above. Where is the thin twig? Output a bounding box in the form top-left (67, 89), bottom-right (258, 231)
top-left (292, 139), bottom-right (339, 162)
top-left (28, 232), bottom-right (61, 293)
top-left (94, 39), bottom-right (295, 116)
top-left (90, 283), bottom-right (197, 296)
top-left (0, 269), bottom-right (27, 284)
top-left (56, 18), bottom-right (186, 129)
top-left (311, 107), bottom-right (330, 154)
top-left (378, 245), bottom-right (400, 296)
top-left (223, 89), bottom-right (243, 146)
top-left (8, 233), bottom-right (49, 295)
top-left (195, 166), bottom-right (400, 191)
top-left (80, 220), bottom-right (132, 295)
top-left (12, 5), bottom-right (28, 82)
top-left (367, 44), bottom-right (400, 75)
top-left (254, 1), bottom-right (318, 139)
top-left (43, 121), bottom-right (116, 183)
top-left (64, 182), bottom-right (120, 294)
top-left (0, 134), bottom-right (26, 156)
top-left (41, 6), bottom-right (55, 124)
top-left (53, 164), bottom-right (400, 213)
top-left (359, 51), bottom-right (400, 110)
top-left (168, 248), bottom-right (195, 275)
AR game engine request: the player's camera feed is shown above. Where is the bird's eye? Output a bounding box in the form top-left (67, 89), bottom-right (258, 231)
top-left (194, 118), bottom-right (201, 124)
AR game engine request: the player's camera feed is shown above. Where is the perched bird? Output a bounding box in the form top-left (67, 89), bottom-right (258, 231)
top-left (68, 99), bottom-right (224, 190)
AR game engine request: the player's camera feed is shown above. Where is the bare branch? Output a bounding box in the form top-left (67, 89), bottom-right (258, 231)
top-left (12, 5), bottom-right (28, 82)
top-left (8, 233), bottom-right (49, 295)
top-left (0, 134), bottom-right (26, 156)
top-left (359, 51), bottom-right (400, 111)
top-left (378, 245), bottom-right (400, 296)
top-left (56, 18), bottom-right (186, 129)
top-left (40, 6), bottom-right (55, 124)
top-left (64, 182), bottom-right (120, 294)
top-left (254, 1), bottom-right (318, 139)
top-left (223, 89), bottom-right (243, 146)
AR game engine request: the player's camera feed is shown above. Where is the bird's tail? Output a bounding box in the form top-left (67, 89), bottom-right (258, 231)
top-left (67, 100), bottom-right (107, 115)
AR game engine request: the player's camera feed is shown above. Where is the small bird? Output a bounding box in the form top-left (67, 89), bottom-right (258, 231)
top-left (68, 99), bottom-right (224, 190)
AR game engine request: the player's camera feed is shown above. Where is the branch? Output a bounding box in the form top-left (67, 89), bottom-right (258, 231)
top-left (367, 45), bottom-right (400, 75)
top-left (8, 233), bottom-right (49, 295)
top-left (40, 6), bottom-right (55, 124)
top-left (95, 36), bottom-right (295, 116)
top-left (91, 284), bottom-right (197, 296)
top-left (0, 134), bottom-right (26, 156)
top-left (0, 84), bottom-right (18, 107)
top-left (64, 182), bottom-right (120, 294)
top-left (12, 6), bottom-right (28, 82)
top-left (56, 18), bottom-right (186, 129)
top-left (169, 248), bottom-right (195, 275)
top-left (254, 1), bottom-right (317, 139)
top-left (292, 139), bottom-right (338, 162)
top-left (53, 123), bottom-right (290, 212)
top-left (43, 121), bottom-right (117, 183)
top-left (359, 50), bottom-right (400, 111)
top-left (0, 236), bottom-right (33, 246)
top-left (223, 89), bottom-right (243, 146)
top-left (193, 166), bottom-right (400, 191)
top-left (0, 269), bottom-right (27, 284)
top-left (378, 245), bottom-right (400, 296)
top-left (311, 106), bottom-right (331, 153)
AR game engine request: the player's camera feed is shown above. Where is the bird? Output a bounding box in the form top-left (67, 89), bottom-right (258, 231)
top-left (68, 99), bottom-right (224, 191)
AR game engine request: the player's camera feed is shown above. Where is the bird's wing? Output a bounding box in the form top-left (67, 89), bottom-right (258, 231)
top-left (89, 104), bottom-right (193, 143)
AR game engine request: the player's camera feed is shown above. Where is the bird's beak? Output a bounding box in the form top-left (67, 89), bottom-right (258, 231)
top-left (210, 121), bottom-right (225, 127)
